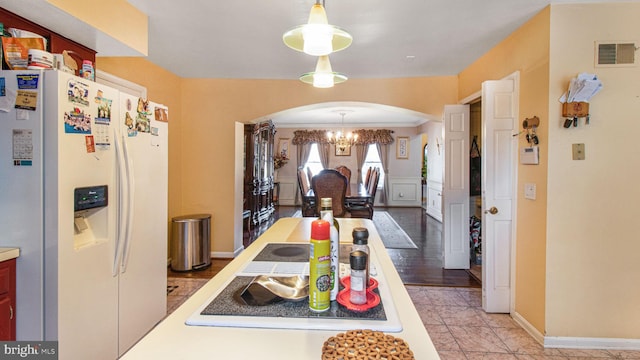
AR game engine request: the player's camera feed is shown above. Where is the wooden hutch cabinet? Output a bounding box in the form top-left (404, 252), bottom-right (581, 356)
top-left (244, 120), bottom-right (276, 226)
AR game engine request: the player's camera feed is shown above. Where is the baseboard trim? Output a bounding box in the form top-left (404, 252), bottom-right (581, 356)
top-left (512, 311), bottom-right (544, 345)
top-left (544, 336), bottom-right (640, 350)
top-left (211, 251), bottom-right (237, 259)
top-left (513, 311), bottom-right (640, 350)
top-left (233, 246), bottom-right (244, 257)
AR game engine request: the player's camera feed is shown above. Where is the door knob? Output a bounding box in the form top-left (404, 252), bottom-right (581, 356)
top-left (485, 206), bottom-right (498, 215)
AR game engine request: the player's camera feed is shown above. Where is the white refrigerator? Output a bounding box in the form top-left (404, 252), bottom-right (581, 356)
top-left (0, 69), bottom-right (168, 359)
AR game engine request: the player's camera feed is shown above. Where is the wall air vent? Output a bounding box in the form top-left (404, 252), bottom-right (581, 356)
top-left (595, 41), bottom-right (637, 67)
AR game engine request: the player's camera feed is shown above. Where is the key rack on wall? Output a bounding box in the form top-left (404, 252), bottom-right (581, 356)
top-left (562, 102), bottom-right (590, 128)
top-left (515, 116), bottom-right (540, 145)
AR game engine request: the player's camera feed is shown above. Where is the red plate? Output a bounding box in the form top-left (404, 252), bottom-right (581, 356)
top-left (336, 288), bottom-right (380, 312)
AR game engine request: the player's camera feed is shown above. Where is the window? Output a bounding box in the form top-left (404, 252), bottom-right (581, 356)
top-left (303, 143), bottom-right (324, 177)
top-left (362, 144), bottom-right (384, 186)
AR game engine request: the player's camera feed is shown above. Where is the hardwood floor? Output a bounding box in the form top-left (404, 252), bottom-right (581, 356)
top-left (169, 206), bottom-right (480, 288)
top-left (381, 207), bottom-right (480, 287)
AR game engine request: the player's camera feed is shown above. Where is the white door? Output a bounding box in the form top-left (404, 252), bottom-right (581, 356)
top-left (481, 76), bottom-right (518, 313)
top-left (442, 105), bottom-right (470, 269)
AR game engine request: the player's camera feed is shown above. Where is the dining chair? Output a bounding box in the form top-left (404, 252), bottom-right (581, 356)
top-left (311, 169), bottom-right (348, 217)
top-left (298, 168), bottom-right (316, 216)
top-left (306, 167), bottom-right (314, 189)
top-left (335, 165), bottom-right (352, 196)
top-left (297, 168), bottom-right (310, 194)
top-left (348, 169), bottom-right (378, 219)
top-left (364, 167), bottom-right (372, 188)
top-left (347, 202), bottom-right (374, 219)
top-left (368, 169), bottom-right (380, 201)
top-left (354, 168), bottom-right (380, 219)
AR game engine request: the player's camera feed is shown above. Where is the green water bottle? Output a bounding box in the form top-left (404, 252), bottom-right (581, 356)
top-left (309, 219), bottom-right (331, 312)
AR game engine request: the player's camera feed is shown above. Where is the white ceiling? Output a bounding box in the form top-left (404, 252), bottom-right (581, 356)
top-left (1, 0), bottom-right (627, 127)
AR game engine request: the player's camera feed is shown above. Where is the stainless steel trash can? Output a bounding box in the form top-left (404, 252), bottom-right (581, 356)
top-left (170, 214), bottom-right (211, 271)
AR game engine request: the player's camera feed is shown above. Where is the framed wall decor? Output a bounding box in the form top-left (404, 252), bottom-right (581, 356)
top-left (396, 136), bottom-right (409, 159)
top-left (335, 145), bottom-right (351, 156)
top-left (277, 138), bottom-right (290, 158)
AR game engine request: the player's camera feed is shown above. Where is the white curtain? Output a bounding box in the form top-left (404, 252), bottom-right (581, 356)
top-left (376, 143), bottom-right (389, 205)
top-left (295, 143), bottom-right (313, 205)
top-left (318, 143), bottom-right (331, 169)
top-left (354, 143), bottom-right (368, 185)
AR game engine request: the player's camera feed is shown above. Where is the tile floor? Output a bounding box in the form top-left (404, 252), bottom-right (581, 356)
top-left (165, 279), bottom-right (640, 359)
top-left (166, 277), bottom-right (209, 315)
top-left (406, 286), bottom-right (640, 360)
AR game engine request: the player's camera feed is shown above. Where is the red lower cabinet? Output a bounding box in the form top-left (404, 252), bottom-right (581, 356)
top-left (0, 259), bottom-right (16, 340)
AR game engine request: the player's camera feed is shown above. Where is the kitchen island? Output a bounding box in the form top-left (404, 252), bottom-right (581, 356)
top-left (122, 218), bottom-right (439, 359)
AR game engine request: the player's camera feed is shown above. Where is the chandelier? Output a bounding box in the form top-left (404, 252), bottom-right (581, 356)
top-left (327, 112), bottom-right (358, 152)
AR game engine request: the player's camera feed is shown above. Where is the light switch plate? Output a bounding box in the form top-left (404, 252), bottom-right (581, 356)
top-left (572, 143), bottom-right (585, 160)
top-left (524, 183), bottom-right (536, 200)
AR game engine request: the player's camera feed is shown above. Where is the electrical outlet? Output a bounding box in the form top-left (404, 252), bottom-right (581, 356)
top-left (572, 143), bottom-right (585, 160)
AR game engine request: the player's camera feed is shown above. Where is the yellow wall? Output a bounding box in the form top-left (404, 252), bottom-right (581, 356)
top-left (458, 7), bottom-right (551, 334)
top-left (546, 3), bottom-right (640, 339)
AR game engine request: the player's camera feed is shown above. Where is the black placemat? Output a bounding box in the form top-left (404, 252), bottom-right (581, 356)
top-left (200, 276), bottom-right (387, 321)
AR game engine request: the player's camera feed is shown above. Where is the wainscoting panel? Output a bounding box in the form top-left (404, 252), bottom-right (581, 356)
top-left (427, 180), bottom-right (443, 222)
top-left (277, 176), bottom-right (297, 206)
top-left (387, 177), bottom-right (422, 207)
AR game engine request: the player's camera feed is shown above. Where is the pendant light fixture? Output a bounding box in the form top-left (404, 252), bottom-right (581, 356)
top-left (299, 56), bottom-right (347, 88)
top-left (283, 0), bottom-right (352, 56)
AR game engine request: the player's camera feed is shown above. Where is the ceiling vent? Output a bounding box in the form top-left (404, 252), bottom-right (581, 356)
top-left (595, 41), bottom-right (637, 67)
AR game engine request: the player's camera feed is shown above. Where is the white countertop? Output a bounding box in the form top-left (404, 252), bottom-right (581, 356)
top-left (121, 218), bottom-right (440, 360)
top-left (0, 248), bottom-right (20, 262)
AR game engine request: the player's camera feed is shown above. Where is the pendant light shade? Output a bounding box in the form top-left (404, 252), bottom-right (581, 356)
top-left (299, 56), bottom-right (347, 88)
top-left (283, 2), bottom-right (352, 56)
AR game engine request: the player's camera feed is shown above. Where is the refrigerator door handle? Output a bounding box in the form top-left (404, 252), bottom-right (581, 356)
top-left (113, 127), bottom-right (127, 277)
top-left (120, 132), bottom-right (135, 274)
